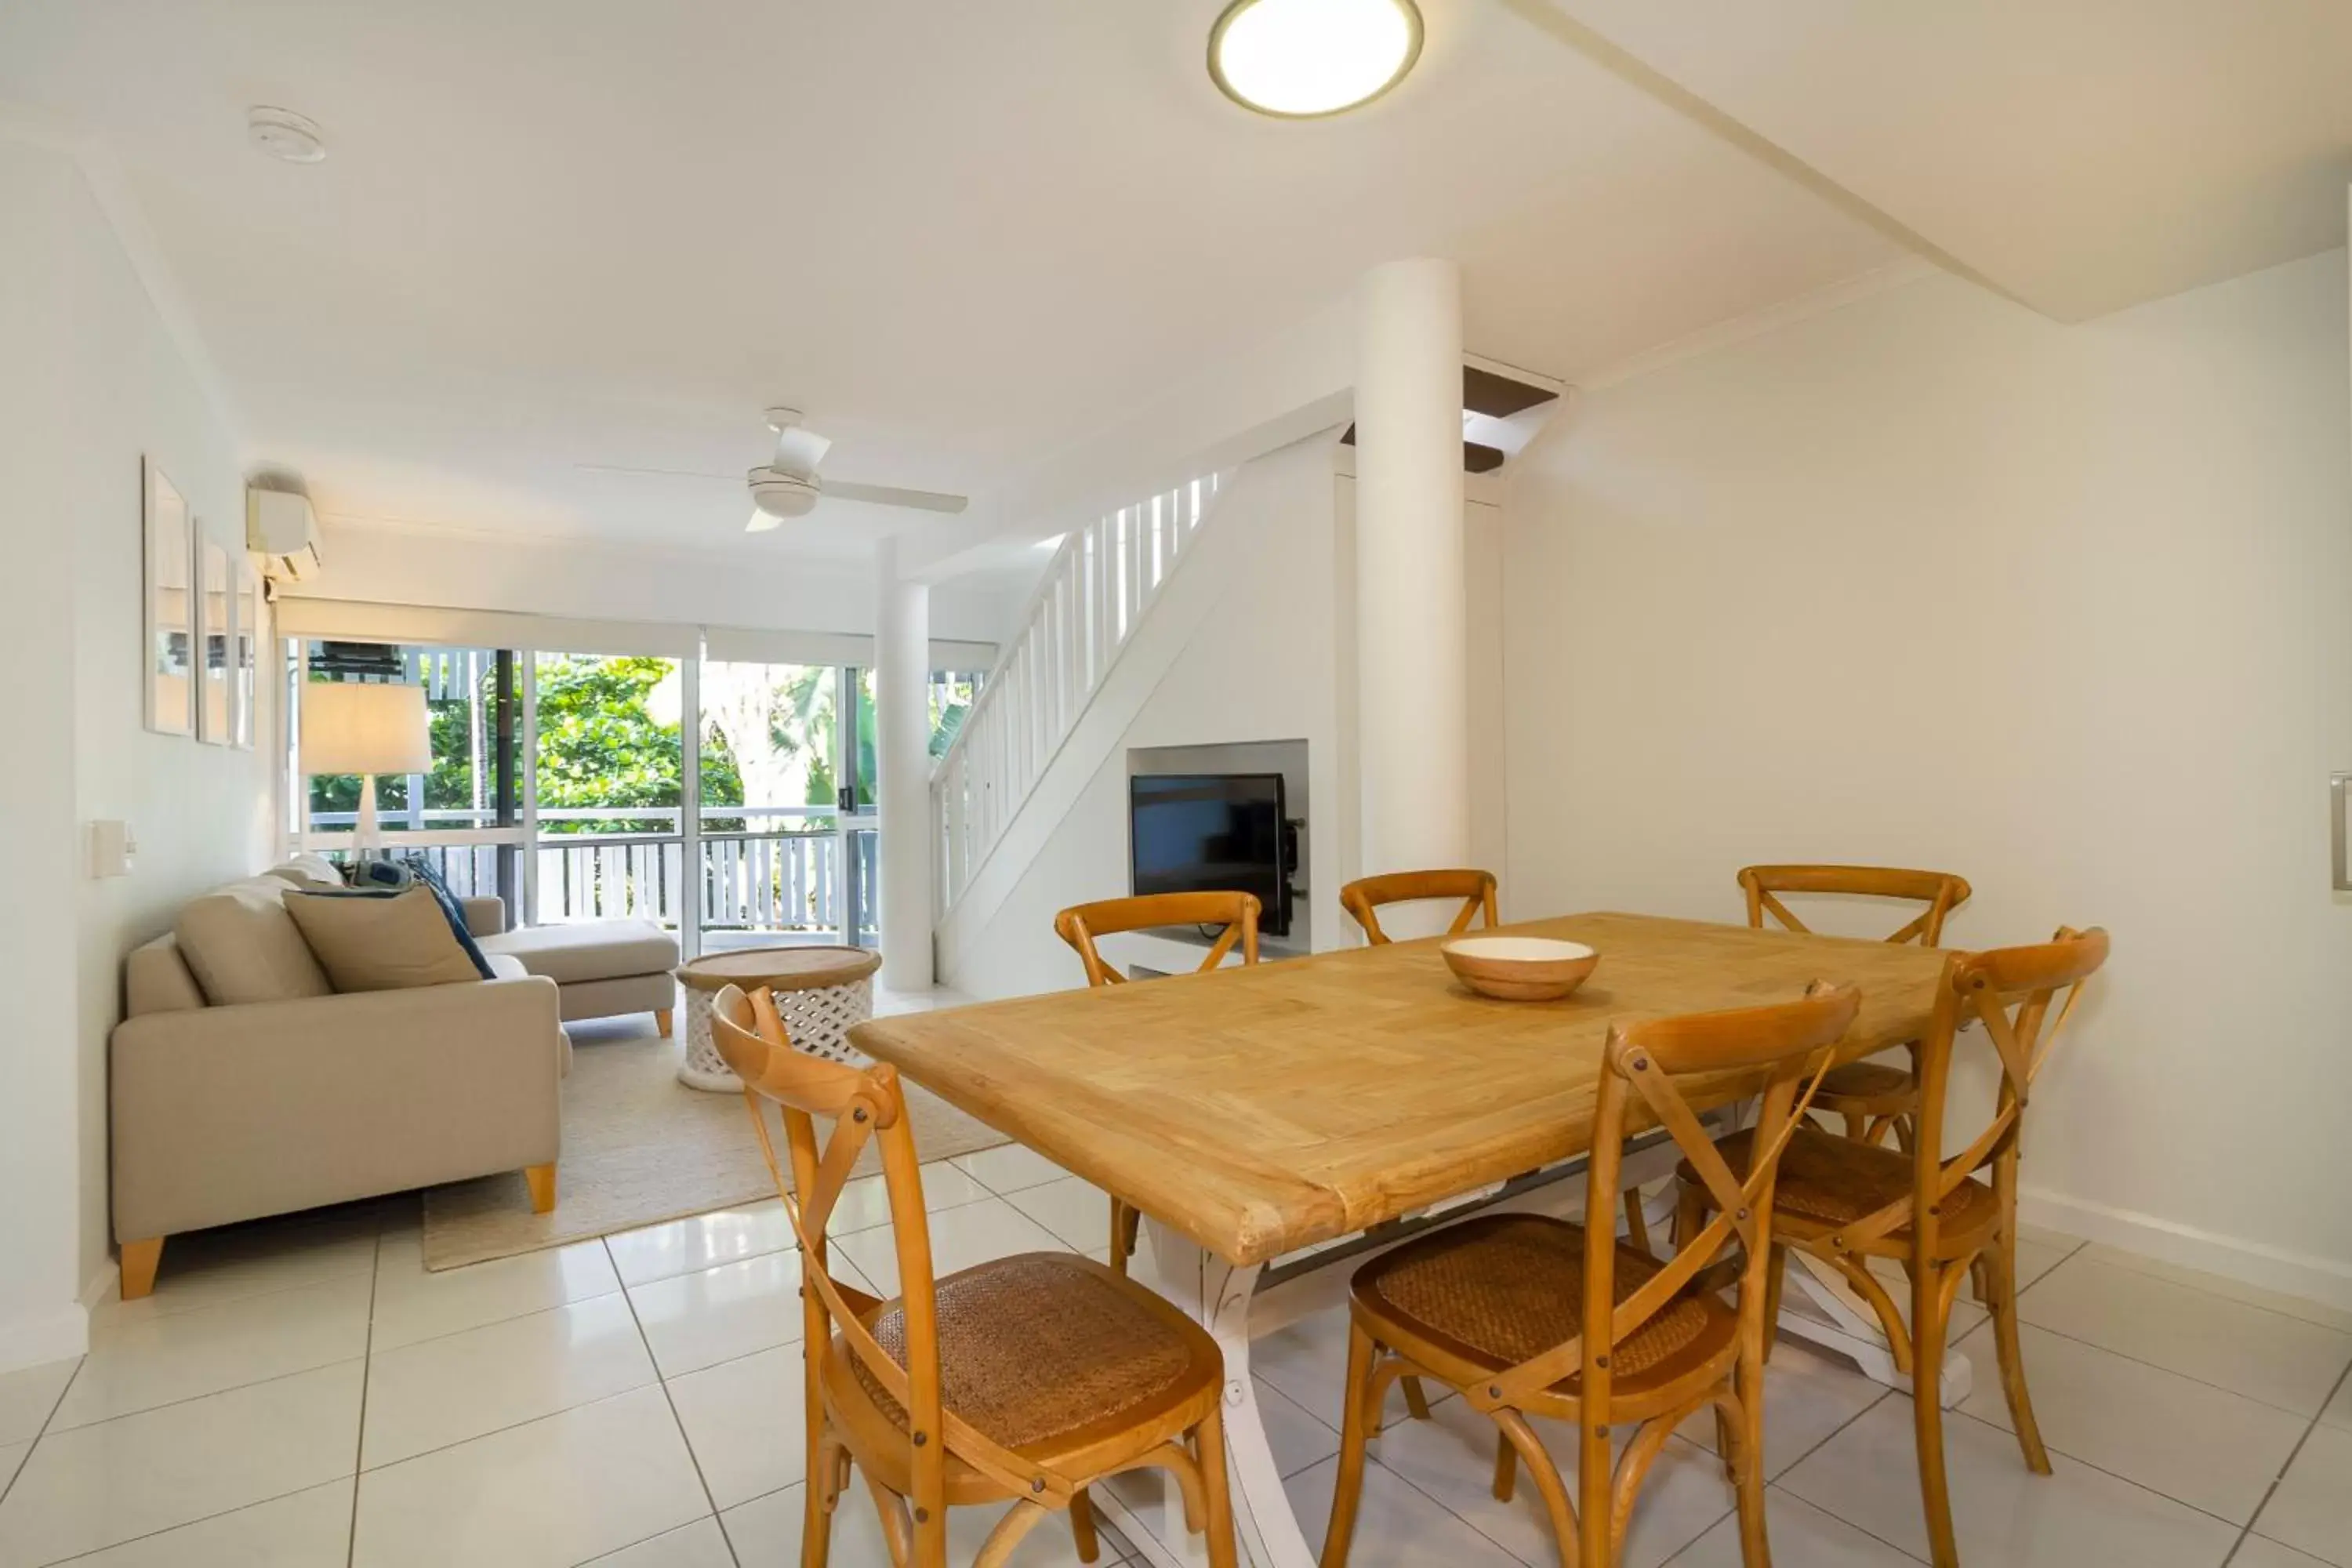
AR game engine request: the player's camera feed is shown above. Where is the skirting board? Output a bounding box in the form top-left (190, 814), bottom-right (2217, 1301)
top-left (2020, 1184), bottom-right (2352, 1314)
top-left (0, 1292), bottom-right (94, 1377)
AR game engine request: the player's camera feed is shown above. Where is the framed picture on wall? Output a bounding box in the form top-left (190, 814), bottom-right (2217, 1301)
top-left (143, 458), bottom-right (194, 736)
top-left (197, 532), bottom-right (230, 745)
top-left (233, 557), bottom-right (262, 749)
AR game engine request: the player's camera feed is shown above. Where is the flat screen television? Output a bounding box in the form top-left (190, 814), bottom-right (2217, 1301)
top-left (1129, 772), bottom-right (1290, 935)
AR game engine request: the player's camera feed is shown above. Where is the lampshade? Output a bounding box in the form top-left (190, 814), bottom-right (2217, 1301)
top-left (301, 681), bottom-right (432, 775)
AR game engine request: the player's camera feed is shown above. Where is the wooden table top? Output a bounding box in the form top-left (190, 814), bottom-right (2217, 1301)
top-left (850, 913), bottom-right (1951, 1265)
top-left (674, 945), bottom-right (881, 993)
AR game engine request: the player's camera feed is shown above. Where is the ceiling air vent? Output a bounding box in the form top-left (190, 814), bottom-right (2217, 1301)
top-left (1341, 361), bottom-right (1563, 473)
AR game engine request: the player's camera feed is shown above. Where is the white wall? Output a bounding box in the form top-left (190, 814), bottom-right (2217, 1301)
top-left (1502, 250), bottom-right (2352, 1302)
top-left (0, 138), bottom-right (276, 1367)
top-left (304, 521), bottom-right (1024, 648)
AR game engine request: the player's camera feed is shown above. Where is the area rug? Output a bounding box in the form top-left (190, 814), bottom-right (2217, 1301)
top-left (420, 1017), bottom-right (1009, 1271)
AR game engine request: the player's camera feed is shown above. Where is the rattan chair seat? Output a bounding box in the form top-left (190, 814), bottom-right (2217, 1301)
top-left (1816, 1059), bottom-right (1914, 1104)
top-left (848, 1252), bottom-right (1214, 1452)
top-left (1687, 1127), bottom-right (1998, 1238)
top-left (1352, 1213), bottom-right (1732, 1390)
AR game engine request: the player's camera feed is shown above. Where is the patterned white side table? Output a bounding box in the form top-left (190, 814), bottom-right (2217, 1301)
top-left (672, 946), bottom-right (883, 1091)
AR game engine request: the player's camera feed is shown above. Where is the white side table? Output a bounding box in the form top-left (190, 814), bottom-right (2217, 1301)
top-left (671, 945), bottom-right (883, 1091)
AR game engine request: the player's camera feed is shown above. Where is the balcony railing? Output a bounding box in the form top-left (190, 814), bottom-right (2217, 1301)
top-left (307, 806), bottom-right (876, 939)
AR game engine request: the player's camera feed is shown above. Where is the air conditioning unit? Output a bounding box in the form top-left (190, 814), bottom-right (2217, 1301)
top-left (246, 488), bottom-right (323, 582)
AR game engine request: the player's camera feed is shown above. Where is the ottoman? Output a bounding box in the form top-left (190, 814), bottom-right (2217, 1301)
top-left (478, 918), bottom-right (683, 1033)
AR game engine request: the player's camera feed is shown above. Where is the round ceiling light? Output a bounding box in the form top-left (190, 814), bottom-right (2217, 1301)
top-left (1208, 0), bottom-right (1424, 118)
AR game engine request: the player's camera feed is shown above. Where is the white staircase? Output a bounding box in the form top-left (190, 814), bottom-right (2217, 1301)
top-left (931, 473), bottom-right (1230, 916)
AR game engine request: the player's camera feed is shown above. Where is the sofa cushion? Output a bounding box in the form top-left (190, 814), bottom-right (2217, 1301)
top-left (477, 918), bottom-right (680, 985)
top-left (175, 878), bottom-right (336, 1006)
top-left (265, 853), bottom-right (348, 891)
top-left (284, 887), bottom-right (485, 993)
top-left (125, 935), bottom-right (207, 1016)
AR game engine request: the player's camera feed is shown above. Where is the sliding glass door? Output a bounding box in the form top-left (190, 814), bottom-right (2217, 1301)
top-left (528, 651), bottom-right (687, 929)
top-left (698, 659), bottom-right (856, 949)
top-left (292, 636), bottom-right (975, 954)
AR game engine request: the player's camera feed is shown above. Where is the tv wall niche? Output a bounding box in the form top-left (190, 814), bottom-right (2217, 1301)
top-left (1127, 739), bottom-right (1310, 956)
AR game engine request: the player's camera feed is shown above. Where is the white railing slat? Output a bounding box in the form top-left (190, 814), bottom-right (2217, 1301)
top-left (924, 470), bottom-right (1232, 916)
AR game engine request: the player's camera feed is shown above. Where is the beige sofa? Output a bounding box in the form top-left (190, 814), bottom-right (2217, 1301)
top-left (111, 858), bottom-right (567, 1299)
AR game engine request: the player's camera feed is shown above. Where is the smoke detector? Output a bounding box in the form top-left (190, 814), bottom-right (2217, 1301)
top-left (247, 107), bottom-right (326, 164)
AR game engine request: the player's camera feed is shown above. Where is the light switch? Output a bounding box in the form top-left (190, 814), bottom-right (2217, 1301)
top-left (89, 819), bottom-right (136, 878)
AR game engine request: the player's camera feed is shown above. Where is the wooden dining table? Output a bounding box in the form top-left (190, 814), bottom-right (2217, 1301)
top-left (851, 911), bottom-right (1955, 1568)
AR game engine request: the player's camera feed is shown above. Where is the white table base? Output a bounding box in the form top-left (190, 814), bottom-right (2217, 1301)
top-left (1102, 1120), bottom-right (1966, 1568)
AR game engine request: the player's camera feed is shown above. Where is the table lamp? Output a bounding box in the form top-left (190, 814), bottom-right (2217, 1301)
top-left (301, 681), bottom-right (431, 858)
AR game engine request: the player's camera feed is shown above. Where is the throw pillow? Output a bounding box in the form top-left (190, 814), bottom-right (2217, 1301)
top-left (398, 857), bottom-right (496, 980)
top-left (175, 877), bottom-right (336, 1004)
top-left (283, 886), bottom-right (485, 993)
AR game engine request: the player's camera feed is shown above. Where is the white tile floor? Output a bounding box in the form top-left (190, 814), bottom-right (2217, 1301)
top-left (2, 1167), bottom-right (2348, 1566)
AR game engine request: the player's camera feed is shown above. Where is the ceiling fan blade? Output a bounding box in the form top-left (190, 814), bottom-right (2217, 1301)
top-left (771, 426), bottom-right (833, 478)
top-left (744, 510), bottom-right (782, 533)
top-left (575, 463), bottom-right (741, 483)
top-left (825, 480), bottom-right (969, 514)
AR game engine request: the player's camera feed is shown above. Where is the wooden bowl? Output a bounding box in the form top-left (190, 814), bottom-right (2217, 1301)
top-left (1442, 936), bottom-right (1599, 1002)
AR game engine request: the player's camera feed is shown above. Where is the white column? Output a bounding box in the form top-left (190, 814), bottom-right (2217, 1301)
top-left (1355, 259), bottom-right (1468, 901)
top-left (875, 537), bottom-right (936, 991)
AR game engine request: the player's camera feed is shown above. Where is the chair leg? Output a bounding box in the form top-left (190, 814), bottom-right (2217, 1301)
top-left (1401, 1374), bottom-right (1432, 1421)
top-left (524, 1162), bottom-right (557, 1214)
top-left (972, 1500), bottom-right (1050, 1568)
top-left (1494, 1411), bottom-right (1577, 1568)
top-left (1911, 1261), bottom-right (1961, 1568)
top-left (118, 1237), bottom-right (164, 1301)
top-left (1491, 1431), bottom-right (1517, 1501)
top-left (655, 1007), bottom-right (673, 1037)
top-left (1196, 1396), bottom-right (1239, 1568)
top-left (1575, 1402), bottom-right (1614, 1568)
top-left (1109, 1198), bottom-right (1138, 1276)
top-left (1841, 1109), bottom-right (1867, 1142)
top-left (806, 1431), bottom-right (841, 1568)
top-left (1322, 1319), bottom-right (1378, 1568)
top-left (1760, 1244), bottom-right (1788, 1364)
top-left (1984, 1240), bottom-right (2051, 1475)
top-left (862, 1472), bottom-right (915, 1568)
top-left (1622, 1189), bottom-right (1653, 1256)
top-left (1733, 1358), bottom-right (1772, 1566)
top-left (1068, 1487), bottom-right (1101, 1564)
top-left (1673, 1181), bottom-right (1706, 1250)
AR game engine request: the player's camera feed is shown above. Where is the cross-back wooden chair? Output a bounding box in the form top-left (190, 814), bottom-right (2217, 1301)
top-left (1739, 865), bottom-right (1972, 1149)
top-left (1323, 982), bottom-right (1861, 1568)
top-left (1675, 927), bottom-right (2107, 1568)
top-left (710, 984), bottom-right (1238, 1568)
top-left (1337, 869), bottom-right (1499, 946)
top-left (1053, 891), bottom-right (1260, 1274)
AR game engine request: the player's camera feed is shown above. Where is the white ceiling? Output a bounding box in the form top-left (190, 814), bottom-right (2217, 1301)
top-left (3, 1), bottom-right (2343, 564)
top-left (1541, 0), bottom-right (2352, 322)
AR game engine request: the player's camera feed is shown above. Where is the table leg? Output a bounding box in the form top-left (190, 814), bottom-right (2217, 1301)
top-left (1777, 1250), bottom-right (1973, 1407)
top-left (1105, 1225), bottom-right (1316, 1568)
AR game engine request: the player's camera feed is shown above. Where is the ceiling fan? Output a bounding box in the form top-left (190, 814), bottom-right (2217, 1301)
top-left (578, 408), bottom-right (969, 532)
top-left (742, 408), bottom-right (967, 532)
